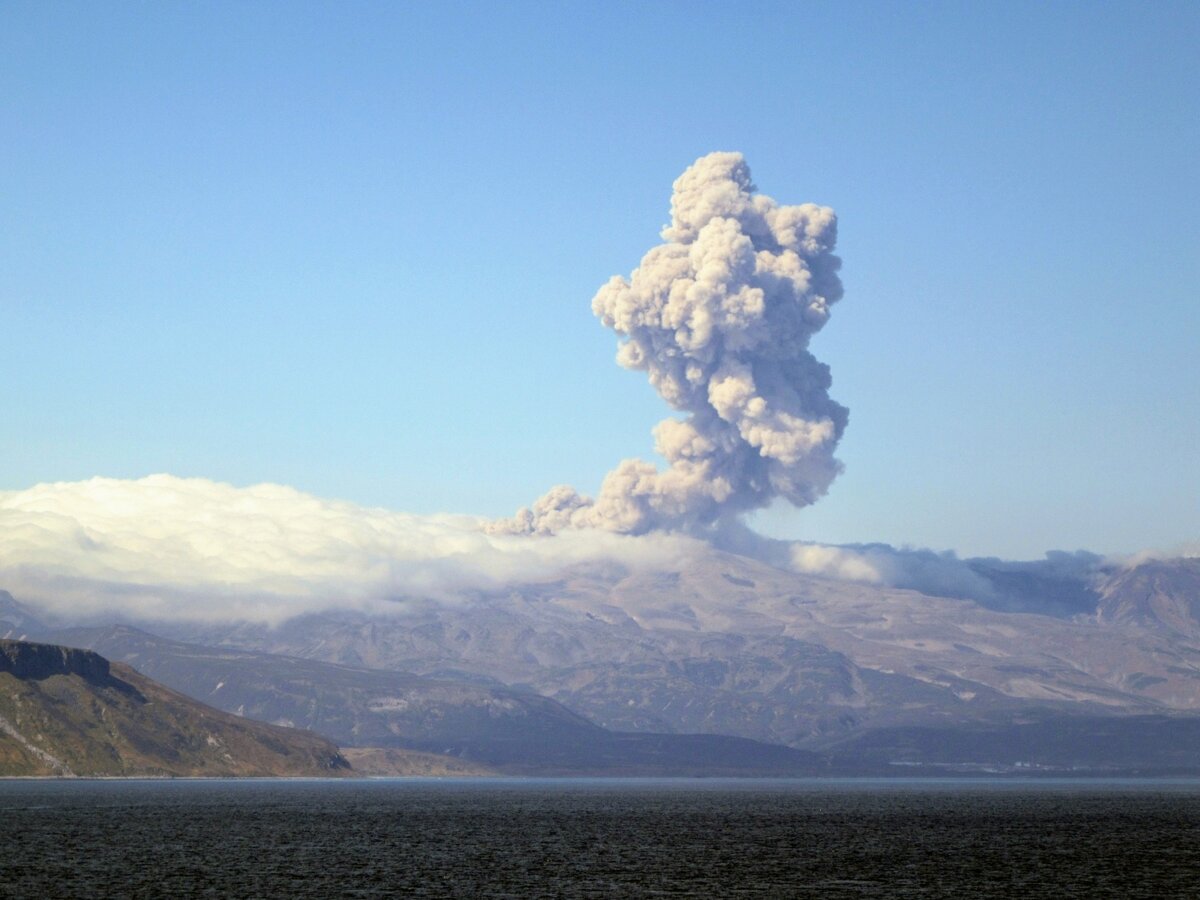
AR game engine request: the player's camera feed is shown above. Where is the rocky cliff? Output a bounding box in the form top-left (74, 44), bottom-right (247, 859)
top-left (0, 639), bottom-right (350, 777)
top-left (1, 639), bottom-right (113, 683)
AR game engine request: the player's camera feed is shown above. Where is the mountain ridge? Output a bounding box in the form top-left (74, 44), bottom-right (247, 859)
top-left (40, 625), bottom-right (834, 775)
top-left (6, 552), bottom-right (1200, 775)
top-left (155, 552), bottom-right (1200, 747)
top-left (1096, 558), bottom-right (1200, 638)
top-left (0, 638), bottom-right (350, 777)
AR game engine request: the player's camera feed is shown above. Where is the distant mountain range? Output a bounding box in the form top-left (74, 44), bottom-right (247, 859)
top-left (5, 552), bottom-right (1200, 775)
top-left (32, 624), bottom-right (823, 775)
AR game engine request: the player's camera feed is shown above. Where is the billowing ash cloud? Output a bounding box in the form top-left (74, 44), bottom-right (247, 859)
top-left (494, 151), bottom-right (846, 535)
top-left (0, 475), bottom-right (706, 625)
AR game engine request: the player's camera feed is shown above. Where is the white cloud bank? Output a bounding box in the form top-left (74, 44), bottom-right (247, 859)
top-left (0, 475), bottom-right (706, 625)
top-left (1, 476), bottom-right (1191, 626)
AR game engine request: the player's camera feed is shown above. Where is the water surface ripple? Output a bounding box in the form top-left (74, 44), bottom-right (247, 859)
top-left (2, 778), bottom-right (1199, 898)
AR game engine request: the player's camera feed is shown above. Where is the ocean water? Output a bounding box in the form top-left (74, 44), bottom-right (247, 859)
top-left (2, 778), bottom-right (1199, 898)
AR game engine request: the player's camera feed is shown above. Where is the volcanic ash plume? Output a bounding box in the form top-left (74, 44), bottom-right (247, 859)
top-left (495, 151), bottom-right (847, 536)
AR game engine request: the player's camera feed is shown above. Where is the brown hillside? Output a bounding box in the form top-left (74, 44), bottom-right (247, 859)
top-left (0, 639), bottom-right (350, 777)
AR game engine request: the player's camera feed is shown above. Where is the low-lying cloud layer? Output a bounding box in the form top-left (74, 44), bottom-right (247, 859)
top-left (494, 151), bottom-right (847, 535)
top-left (0, 475), bottom-right (705, 625)
top-left (708, 520), bottom-right (1110, 616)
top-left (1, 476), bottom-right (1188, 626)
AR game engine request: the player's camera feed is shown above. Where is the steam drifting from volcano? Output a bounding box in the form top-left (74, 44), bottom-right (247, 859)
top-left (495, 152), bottom-right (846, 535)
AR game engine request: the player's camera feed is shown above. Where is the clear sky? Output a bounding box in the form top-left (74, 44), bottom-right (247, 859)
top-left (2, 1), bottom-right (1197, 559)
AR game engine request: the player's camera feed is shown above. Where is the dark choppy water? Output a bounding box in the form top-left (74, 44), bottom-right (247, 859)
top-left (2, 778), bottom-right (1200, 898)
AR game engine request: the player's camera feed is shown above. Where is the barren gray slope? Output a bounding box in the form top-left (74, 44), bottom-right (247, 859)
top-left (168, 553), bottom-right (1200, 749)
top-left (47, 624), bottom-right (826, 774)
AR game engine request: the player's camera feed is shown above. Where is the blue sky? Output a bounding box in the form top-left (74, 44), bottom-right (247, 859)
top-left (2, 1), bottom-right (1197, 559)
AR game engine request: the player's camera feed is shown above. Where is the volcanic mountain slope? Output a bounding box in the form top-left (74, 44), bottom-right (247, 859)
top-left (45, 625), bottom-right (607, 755)
top-left (0, 639), bottom-right (349, 777)
top-left (45, 625), bottom-right (827, 775)
top-left (168, 553), bottom-right (1200, 750)
top-left (10, 554), bottom-right (1200, 773)
top-left (1095, 558), bottom-right (1200, 639)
